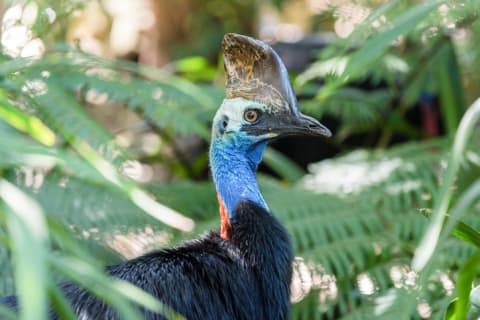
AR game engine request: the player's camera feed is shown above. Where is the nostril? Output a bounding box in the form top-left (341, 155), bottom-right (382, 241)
top-left (301, 115), bottom-right (322, 130)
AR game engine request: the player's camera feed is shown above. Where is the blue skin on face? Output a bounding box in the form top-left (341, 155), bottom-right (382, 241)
top-left (210, 124), bottom-right (269, 222)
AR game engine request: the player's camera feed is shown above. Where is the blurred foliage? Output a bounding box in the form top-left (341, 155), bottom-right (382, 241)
top-left (298, 0), bottom-right (480, 148)
top-left (0, 1), bottom-right (479, 320)
top-left (168, 0), bottom-right (257, 60)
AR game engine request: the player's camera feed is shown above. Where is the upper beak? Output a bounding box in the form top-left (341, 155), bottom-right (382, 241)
top-left (283, 113), bottom-right (332, 138)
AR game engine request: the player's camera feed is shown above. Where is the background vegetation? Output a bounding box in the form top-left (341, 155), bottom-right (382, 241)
top-left (0, 0), bottom-right (480, 319)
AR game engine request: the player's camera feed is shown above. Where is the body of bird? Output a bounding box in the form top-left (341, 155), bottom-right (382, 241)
top-left (1, 33), bottom-right (330, 319)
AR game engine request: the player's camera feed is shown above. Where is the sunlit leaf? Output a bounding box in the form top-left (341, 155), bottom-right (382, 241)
top-left (0, 180), bottom-right (49, 320)
top-left (0, 102), bottom-right (55, 146)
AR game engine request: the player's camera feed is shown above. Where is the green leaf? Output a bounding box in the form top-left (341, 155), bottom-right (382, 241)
top-left (0, 101), bottom-right (55, 146)
top-left (453, 251), bottom-right (480, 320)
top-left (175, 56), bottom-right (217, 81)
top-left (0, 180), bottom-right (50, 320)
top-left (453, 222), bottom-right (480, 249)
top-left (48, 284), bottom-right (77, 320)
top-left (413, 98), bottom-right (480, 271)
top-left (317, 0), bottom-right (443, 98)
top-left (435, 40), bottom-right (466, 134)
top-left (445, 298), bottom-right (458, 320)
top-left (0, 304), bottom-right (17, 320)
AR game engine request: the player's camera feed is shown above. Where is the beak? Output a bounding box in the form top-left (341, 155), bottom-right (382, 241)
top-left (242, 112), bottom-right (332, 138)
top-left (279, 113), bottom-right (332, 138)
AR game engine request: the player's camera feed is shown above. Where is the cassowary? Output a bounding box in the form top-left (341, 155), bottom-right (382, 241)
top-left (1, 33), bottom-right (331, 319)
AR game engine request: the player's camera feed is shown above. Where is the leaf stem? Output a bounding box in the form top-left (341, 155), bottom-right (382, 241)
top-left (412, 97), bottom-right (480, 271)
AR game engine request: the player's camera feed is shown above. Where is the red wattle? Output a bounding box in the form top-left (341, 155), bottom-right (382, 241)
top-left (217, 193), bottom-right (232, 240)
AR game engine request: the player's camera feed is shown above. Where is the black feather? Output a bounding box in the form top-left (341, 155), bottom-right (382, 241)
top-left (1, 200), bottom-right (293, 320)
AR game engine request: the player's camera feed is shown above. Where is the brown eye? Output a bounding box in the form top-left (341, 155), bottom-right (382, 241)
top-left (244, 109), bottom-right (260, 123)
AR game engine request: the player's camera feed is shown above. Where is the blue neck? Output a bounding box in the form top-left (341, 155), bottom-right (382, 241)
top-left (210, 138), bottom-right (268, 220)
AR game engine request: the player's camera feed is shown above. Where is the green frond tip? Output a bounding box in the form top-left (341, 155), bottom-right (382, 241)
top-left (453, 222), bottom-right (480, 249)
top-left (0, 102), bottom-right (55, 146)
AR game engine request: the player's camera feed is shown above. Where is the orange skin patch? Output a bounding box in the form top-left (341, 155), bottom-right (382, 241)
top-left (217, 193), bottom-right (232, 240)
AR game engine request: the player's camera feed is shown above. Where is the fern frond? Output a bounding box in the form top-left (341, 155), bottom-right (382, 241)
top-left (258, 137), bottom-right (480, 319)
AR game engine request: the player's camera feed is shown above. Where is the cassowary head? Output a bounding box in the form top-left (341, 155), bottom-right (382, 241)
top-left (212, 33), bottom-right (331, 152)
top-left (210, 34), bottom-right (331, 238)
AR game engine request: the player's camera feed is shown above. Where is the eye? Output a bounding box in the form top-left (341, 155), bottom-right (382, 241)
top-left (244, 109), bottom-right (260, 123)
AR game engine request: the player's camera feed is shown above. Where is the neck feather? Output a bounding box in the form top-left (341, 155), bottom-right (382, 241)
top-left (210, 139), bottom-right (268, 238)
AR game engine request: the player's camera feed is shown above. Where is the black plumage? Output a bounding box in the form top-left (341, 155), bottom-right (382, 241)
top-left (2, 201), bottom-right (293, 319)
